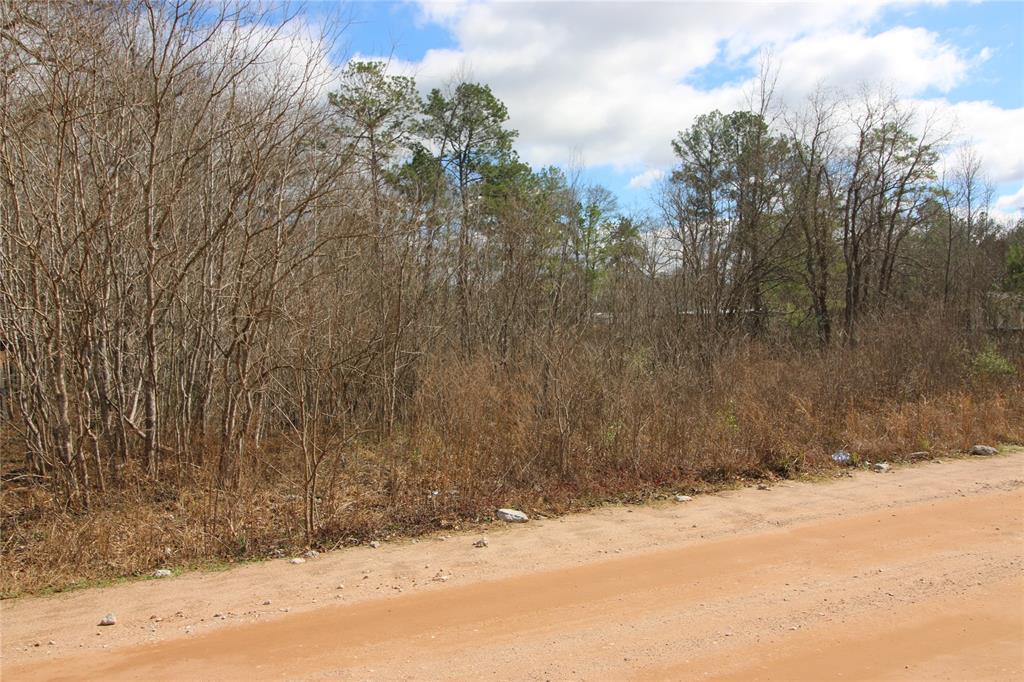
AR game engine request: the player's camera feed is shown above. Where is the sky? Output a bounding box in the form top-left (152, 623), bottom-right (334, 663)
top-left (299, 0), bottom-right (1024, 221)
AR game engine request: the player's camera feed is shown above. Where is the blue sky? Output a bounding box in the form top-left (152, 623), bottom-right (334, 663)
top-left (302, 0), bottom-right (1024, 220)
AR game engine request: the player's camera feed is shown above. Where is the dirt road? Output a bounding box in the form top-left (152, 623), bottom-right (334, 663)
top-left (3, 452), bottom-right (1023, 681)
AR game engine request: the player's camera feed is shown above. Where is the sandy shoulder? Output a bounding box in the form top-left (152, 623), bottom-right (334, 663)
top-left (2, 451), bottom-right (1022, 680)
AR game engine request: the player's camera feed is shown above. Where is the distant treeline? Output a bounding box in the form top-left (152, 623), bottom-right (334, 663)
top-left (1, 0), bottom-right (1021, 555)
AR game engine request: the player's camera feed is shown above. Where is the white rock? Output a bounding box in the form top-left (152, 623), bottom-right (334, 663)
top-left (288, 557), bottom-right (305, 565)
top-left (873, 462), bottom-right (891, 473)
top-left (369, 541), bottom-right (381, 549)
top-left (674, 495), bottom-right (693, 502)
top-left (473, 538), bottom-right (488, 548)
top-left (98, 614), bottom-right (117, 626)
top-left (970, 444), bottom-right (998, 456)
top-left (496, 508), bottom-right (529, 523)
top-left (153, 569), bottom-right (172, 578)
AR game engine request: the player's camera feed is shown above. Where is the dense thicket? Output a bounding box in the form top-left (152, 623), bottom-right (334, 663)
top-left (2, 1), bottom-right (1021, 593)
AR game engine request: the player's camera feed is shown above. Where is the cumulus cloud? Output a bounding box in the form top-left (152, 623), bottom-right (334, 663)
top-left (926, 99), bottom-right (1024, 184)
top-left (772, 27), bottom-right (971, 99)
top-left (352, 0), bottom-right (1019, 210)
top-left (627, 168), bottom-right (665, 189)
top-left (906, 96), bottom-right (1024, 220)
top-left (208, 15), bottom-right (342, 103)
top-left (993, 184), bottom-right (1024, 223)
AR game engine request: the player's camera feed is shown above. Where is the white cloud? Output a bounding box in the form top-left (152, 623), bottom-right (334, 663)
top-left (209, 15), bottom-right (342, 104)
top-left (996, 184), bottom-right (1024, 211)
top-left (627, 168), bottom-right (665, 190)
top-left (358, 0), bottom-right (1018, 193)
top-left (927, 99), bottom-right (1024, 185)
top-left (773, 27), bottom-right (970, 98)
top-left (993, 184), bottom-right (1024, 223)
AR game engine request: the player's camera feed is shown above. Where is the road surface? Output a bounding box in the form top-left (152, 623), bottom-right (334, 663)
top-left (3, 451), bottom-right (1022, 680)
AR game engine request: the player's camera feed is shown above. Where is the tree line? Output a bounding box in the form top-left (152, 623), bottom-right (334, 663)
top-left (2, 1), bottom-right (1020, 527)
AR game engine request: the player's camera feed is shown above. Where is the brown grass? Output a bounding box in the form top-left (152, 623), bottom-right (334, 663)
top-left (2, 319), bottom-right (1021, 598)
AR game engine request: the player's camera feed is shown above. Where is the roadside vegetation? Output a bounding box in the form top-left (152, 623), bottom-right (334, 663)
top-left (2, 1), bottom-right (1022, 597)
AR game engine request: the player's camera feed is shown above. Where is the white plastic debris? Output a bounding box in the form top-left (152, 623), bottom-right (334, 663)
top-left (496, 508), bottom-right (529, 523)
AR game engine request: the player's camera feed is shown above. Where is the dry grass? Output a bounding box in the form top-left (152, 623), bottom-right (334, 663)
top-left (3, 319), bottom-right (1021, 598)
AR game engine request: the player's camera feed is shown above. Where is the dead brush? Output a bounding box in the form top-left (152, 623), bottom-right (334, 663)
top-left (3, 325), bottom-right (1022, 597)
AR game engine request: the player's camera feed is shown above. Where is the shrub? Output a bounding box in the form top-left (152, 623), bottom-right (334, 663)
top-left (972, 345), bottom-right (1016, 377)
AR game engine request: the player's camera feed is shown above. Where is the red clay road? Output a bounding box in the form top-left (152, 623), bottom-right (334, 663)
top-left (3, 451), bottom-right (1022, 680)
